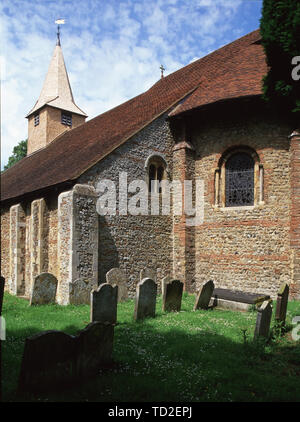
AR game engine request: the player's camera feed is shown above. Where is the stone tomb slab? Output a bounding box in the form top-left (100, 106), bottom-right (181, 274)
top-left (275, 283), bottom-right (289, 326)
top-left (91, 283), bottom-right (118, 324)
top-left (18, 321), bottom-right (114, 393)
top-left (29, 273), bottom-right (58, 306)
top-left (106, 268), bottom-right (128, 302)
top-left (0, 276), bottom-right (5, 315)
top-left (162, 280), bottom-right (183, 312)
top-left (209, 288), bottom-right (270, 312)
top-left (134, 278), bottom-right (157, 321)
top-left (254, 300), bottom-right (273, 340)
top-left (194, 280), bottom-right (214, 311)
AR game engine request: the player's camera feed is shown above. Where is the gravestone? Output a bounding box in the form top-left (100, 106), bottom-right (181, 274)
top-left (18, 330), bottom-right (77, 393)
top-left (106, 268), bottom-right (128, 302)
top-left (76, 322), bottom-right (114, 377)
top-left (161, 275), bottom-right (172, 298)
top-left (18, 322), bottom-right (114, 393)
top-left (69, 278), bottom-right (96, 305)
top-left (275, 283), bottom-right (289, 326)
top-left (140, 268), bottom-right (157, 283)
top-left (134, 278), bottom-right (157, 321)
top-left (29, 273), bottom-right (57, 305)
top-left (0, 276), bottom-right (4, 315)
top-left (91, 283), bottom-right (118, 324)
top-left (254, 300), bottom-right (273, 340)
top-left (194, 280), bottom-right (214, 311)
top-left (162, 279), bottom-right (183, 312)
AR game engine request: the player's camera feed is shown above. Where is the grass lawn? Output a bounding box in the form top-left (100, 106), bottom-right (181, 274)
top-left (1, 292), bottom-right (300, 402)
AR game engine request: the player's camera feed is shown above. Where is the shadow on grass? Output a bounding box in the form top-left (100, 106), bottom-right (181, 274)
top-left (3, 319), bottom-right (300, 403)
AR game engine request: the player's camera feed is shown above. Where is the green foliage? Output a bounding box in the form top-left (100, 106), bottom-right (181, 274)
top-left (260, 0), bottom-right (300, 113)
top-left (3, 139), bottom-right (27, 171)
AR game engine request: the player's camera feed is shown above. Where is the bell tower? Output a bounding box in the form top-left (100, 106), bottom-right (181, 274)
top-left (26, 24), bottom-right (87, 155)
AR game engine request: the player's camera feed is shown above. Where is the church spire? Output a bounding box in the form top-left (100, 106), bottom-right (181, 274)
top-left (26, 23), bottom-right (87, 155)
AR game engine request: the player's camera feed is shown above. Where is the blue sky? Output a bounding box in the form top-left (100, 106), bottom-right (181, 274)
top-left (0, 0), bottom-right (263, 169)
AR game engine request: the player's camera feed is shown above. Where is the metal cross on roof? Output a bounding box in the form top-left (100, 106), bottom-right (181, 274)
top-left (160, 64), bottom-right (165, 79)
top-left (55, 19), bottom-right (65, 46)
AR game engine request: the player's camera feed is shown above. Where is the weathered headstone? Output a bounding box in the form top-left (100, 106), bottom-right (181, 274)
top-left (106, 268), bottom-right (128, 302)
top-left (275, 283), bottom-right (289, 326)
top-left (18, 322), bottom-right (114, 393)
top-left (76, 322), bottom-right (114, 377)
top-left (162, 279), bottom-right (183, 312)
top-left (194, 280), bottom-right (214, 311)
top-left (29, 273), bottom-right (57, 305)
top-left (91, 283), bottom-right (118, 324)
top-left (69, 278), bottom-right (96, 305)
top-left (18, 330), bottom-right (77, 393)
top-left (0, 276), bottom-right (5, 315)
top-left (140, 268), bottom-right (157, 283)
top-left (134, 278), bottom-right (157, 321)
top-left (254, 300), bottom-right (273, 340)
top-left (161, 275), bottom-right (172, 298)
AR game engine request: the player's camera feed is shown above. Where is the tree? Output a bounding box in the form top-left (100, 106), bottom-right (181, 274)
top-left (3, 139), bottom-right (27, 171)
top-left (260, 0), bottom-right (300, 113)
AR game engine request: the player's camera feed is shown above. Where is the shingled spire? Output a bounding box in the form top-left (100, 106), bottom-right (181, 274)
top-left (26, 31), bottom-right (87, 155)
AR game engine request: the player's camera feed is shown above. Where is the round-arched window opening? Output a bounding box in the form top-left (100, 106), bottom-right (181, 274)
top-left (225, 152), bottom-right (254, 207)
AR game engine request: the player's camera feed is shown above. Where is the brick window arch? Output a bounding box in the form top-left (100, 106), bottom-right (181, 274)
top-left (215, 147), bottom-right (263, 208)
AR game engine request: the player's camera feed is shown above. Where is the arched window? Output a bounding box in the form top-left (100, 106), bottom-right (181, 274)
top-left (225, 152), bottom-right (254, 207)
top-left (145, 155), bottom-right (167, 193)
top-left (214, 147), bottom-right (263, 208)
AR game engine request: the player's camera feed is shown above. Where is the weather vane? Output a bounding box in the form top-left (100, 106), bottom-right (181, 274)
top-left (55, 18), bottom-right (66, 46)
top-left (160, 64), bottom-right (165, 79)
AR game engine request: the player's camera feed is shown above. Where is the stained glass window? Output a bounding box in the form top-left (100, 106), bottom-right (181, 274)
top-left (225, 153), bottom-right (254, 207)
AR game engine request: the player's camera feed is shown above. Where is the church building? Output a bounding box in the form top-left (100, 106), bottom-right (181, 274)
top-left (1, 29), bottom-right (299, 304)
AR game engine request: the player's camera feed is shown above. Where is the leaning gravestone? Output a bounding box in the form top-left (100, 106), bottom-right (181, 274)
top-left (134, 278), bottom-right (157, 321)
top-left (275, 282), bottom-right (289, 326)
top-left (18, 322), bottom-right (114, 393)
top-left (194, 280), bottom-right (214, 311)
top-left (161, 275), bottom-right (172, 298)
top-left (106, 268), bottom-right (128, 302)
top-left (162, 280), bottom-right (183, 312)
top-left (254, 300), bottom-right (273, 340)
top-left (0, 276), bottom-right (5, 315)
top-left (69, 278), bottom-right (96, 305)
top-left (91, 283), bottom-right (118, 324)
top-left (29, 273), bottom-right (58, 306)
top-left (140, 268), bottom-right (157, 283)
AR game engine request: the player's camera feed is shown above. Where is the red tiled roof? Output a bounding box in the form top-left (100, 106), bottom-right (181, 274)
top-left (1, 29), bottom-right (266, 203)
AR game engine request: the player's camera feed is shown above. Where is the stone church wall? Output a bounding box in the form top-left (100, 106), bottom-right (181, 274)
top-left (188, 102), bottom-right (294, 298)
top-left (79, 113), bottom-right (174, 296)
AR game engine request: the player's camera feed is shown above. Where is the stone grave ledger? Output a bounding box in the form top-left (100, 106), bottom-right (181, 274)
top-left (209, 288), bottom-right (271, 312)
top-left (194, 280), bottom-right (214, 311)
top-left (162, 280), bottom-right (183, 312)
top-left (91, 283), bottom-right (118, 324)
top-left (134, 278), bottom-right (157, 321)
top-left (29, 273), bottom-right (58, 306)
top-left (18, 322), bottom-right (114, 393)
top-left (106, 268), bottom-right (128, 302)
